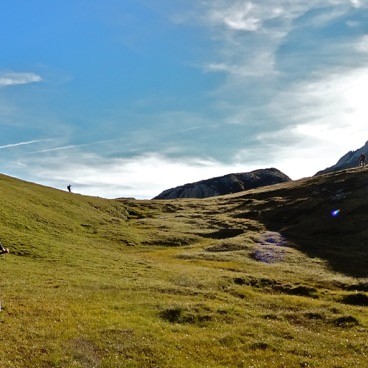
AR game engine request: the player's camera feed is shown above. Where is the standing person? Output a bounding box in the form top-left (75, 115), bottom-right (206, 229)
top-left (359, 153), bottom-right (366, 167)
top-left (67, 184), bottom-right (72, 193)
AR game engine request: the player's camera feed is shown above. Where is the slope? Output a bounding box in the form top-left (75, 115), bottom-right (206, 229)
top-left (0, 171), bottom-right (367, 368)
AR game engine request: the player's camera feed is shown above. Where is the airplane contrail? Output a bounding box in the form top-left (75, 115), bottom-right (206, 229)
top-left (0, 139), bottom-right (53, 149)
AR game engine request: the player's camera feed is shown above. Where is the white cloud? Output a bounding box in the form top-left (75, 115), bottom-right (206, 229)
top-left (204, 1), bottom-right (290, 33)
top-left (197, 0), bottom-right (368, 78)
top-left (350, 0), bottom-right (365, 7)
top-left (16, 152), bottom-right (249, 199)
top-left (355, 35), bottom-right (368, 53)
top-left (204, 47), bottom-right (277, 76)
top-left (249, 66), bottom-right (368, 178)
top-left (209, 2), bottom-right (260, 31)
top-left (0, 72), bottom-right (42, 87)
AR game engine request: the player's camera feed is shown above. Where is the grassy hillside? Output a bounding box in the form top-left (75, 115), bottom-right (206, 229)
top-left (0, 170), bottom-right (367, 368)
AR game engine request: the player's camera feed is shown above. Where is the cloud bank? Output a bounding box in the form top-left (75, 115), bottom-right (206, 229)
top-left (11, 151), bottom-right (249, 199)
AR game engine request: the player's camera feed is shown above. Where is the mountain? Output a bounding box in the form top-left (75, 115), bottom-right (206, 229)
top-left (315, 140), bottom-right (368, 175)
top-left (153, 168), bottom-right (291, 199)
top-left (0, 171), bottom-right (367, 367)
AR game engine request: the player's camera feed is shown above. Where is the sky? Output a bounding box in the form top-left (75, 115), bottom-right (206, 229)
top-left (1, 0), bottom-right (368, 199)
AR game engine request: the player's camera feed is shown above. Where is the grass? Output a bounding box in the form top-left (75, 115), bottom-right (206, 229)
top-left (0, 170), bottom-right (367, 367)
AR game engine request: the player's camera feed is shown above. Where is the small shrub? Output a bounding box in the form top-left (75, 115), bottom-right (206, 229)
top-left (274, 285), bottom-right (317, 297)
top-left (159, 307), bottom-right (212, 326)
top-left (233, 277), bottom-right (246, 285)
top-left (303, 312), bottom-right (324, 320)
top-left (200, 228), bottom-right (244, 239)
top-left (159, 307), bottom-right (183, 323)
top-left (332, 315), bottom-right (360, 327)
top-left (250, 342), bottom-right (270, 350)
top-left (341, 293), bottom-right (368, 306)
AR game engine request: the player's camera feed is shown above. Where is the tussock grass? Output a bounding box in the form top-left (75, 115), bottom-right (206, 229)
top-left (0, 170), bottom-right (367, 367)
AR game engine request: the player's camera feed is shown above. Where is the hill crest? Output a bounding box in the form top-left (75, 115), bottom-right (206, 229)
top-left (154, 167), bottom-right (291, 199)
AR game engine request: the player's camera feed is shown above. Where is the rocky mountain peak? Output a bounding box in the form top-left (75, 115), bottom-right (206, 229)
top-left (153, 168), bottom-right (291, 199)
top-left (315, 140), bottom-right (368, 176)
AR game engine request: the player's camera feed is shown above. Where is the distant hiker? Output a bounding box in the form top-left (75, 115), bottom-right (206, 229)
top-left (359, 153), bottom-right (366, 167)
top-left (0, 243), bottom-right (9, 255)
top-left (67, 184), bottom-right (72, 193)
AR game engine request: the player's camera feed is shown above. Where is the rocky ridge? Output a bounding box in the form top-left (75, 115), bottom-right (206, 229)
top-left (316, 141), bottom-right (368, 175)
top-left (153, 168), bottom-right (291, 199)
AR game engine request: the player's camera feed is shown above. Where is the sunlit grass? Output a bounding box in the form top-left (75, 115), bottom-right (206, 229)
top-left (0, 171), bottom-right (367, 367)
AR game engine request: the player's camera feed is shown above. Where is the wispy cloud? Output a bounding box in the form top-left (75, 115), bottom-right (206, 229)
top-left (0, 139), bottom-right (52, 149)
top-left (0, 72), bottom-right (42, 87)
top-left (204, 1), bottom-right (284, 33)
top-left (34, 139), bottom-right (116, 153)
top-left (197, 1), bottom-right (368, 78)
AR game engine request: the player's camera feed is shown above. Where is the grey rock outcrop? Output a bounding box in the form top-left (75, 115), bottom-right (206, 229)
top-left (315, 141), bottom-right (368, 176)
top-left (153, 168), bottom-right (291, 199)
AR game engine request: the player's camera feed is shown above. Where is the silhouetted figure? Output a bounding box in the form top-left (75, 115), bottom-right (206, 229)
top-left (0, 243), bottom-right (9, 255)
top-left (67, 184), bottom-right (72, 193)
top-left (359, 153), bottom-right (366, 167)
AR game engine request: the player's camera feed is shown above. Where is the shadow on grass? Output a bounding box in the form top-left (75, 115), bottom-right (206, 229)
top-left (233, 169), bottom-right (368, 278)
top-left (258, 202), bottom-right (368, 278)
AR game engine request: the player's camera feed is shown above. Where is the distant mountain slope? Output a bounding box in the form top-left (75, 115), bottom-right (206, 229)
top-left (153, 168), bottom-right (291, 199)
top-left (315, 140), bottom-right (368, 175)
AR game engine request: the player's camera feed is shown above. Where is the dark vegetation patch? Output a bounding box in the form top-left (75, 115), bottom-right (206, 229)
top-left (159, 306), bottom-right (212, 326)
top-left (345, 283), bottom-right (368, 292)
top-left (199, 228), bottom-right (244, 239)
top-left (262, 314), bottom-right (279, 320)
top-left (233, 277), bottom-right (317, 298)
top-left (302, 312), bottom-right (324, 320)
top-left (331, 315), bottom-right (360, 327)
top-left (126, 208), bottom-right (146, 219)
top-left (340, 293), bottom-right (368, 306)
top-left (249, 342), bottom-right (270, 351)
top-left (233, 277), bottom-right (246, 285)
top-left (232, 211), bottom-right (261, 220)
top-left (283, 311), bottom-right (328, 326)
top-left (142, 236), bottom-right (197, 247)
top-left (277, 285), bottom-right (317, 298)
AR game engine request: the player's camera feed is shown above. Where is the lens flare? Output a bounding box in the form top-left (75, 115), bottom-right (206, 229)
top-left (331, 209), bottom-right (340, 217)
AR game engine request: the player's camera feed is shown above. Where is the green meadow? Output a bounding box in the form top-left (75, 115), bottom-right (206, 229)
top-left (0, 169), bottom-right (367, 368)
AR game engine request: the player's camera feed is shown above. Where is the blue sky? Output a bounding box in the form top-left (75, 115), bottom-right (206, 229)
top-left (1, 0), bottom-right (368, 198)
